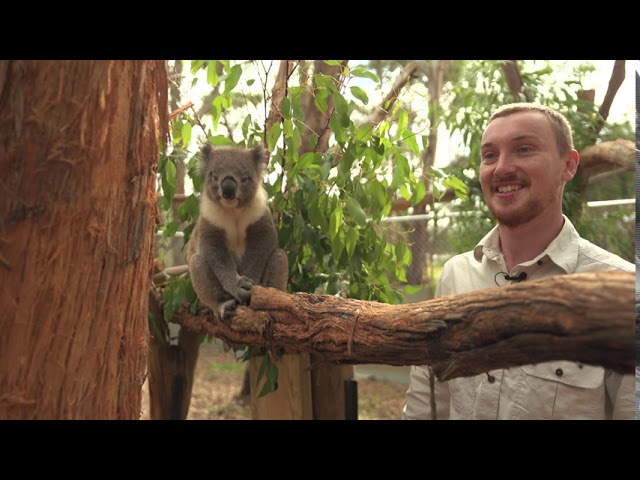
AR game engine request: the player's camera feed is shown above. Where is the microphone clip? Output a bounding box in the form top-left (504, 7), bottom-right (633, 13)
top-left (504, 272), bottom-right (527, 282)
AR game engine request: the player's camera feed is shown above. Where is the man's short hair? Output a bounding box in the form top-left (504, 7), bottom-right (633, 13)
top-left (489, 103), bottom-right (574, 154)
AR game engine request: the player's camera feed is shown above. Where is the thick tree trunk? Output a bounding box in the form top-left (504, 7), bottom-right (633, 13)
top-left (0, 60), bottom-right (168, 419)
top-left (173, 270), bottom-right (634, 382)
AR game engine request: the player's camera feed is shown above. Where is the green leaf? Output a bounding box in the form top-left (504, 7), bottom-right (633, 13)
top-left (280, 97), bottom-right (291, 120)
top-left (314, 74), bottom-right (337, 92)
top-left (190, 60), bottom-right (205, 75)
top-left (162, 220), bottom-right (180, 239)
top-left (346, 197), bottom-right (367, 227)
top-left (162, 158), bottom-right (177, 201)
top-left (397, 109), bottom-right (409, 133)
top-left (371, 180), bottom-right (388, 209)
top-left (329, 204), bottom-right (343, 239)
top-left (332, 92), bottom-right (350, 127)
top-left (350, 67), bottom-right (380, 83)
top-left (330, 114), bottom-right (347, 147)
top-left (403, 284), bottom-right (423, 295)
top-left (402, 131), bottom-right (420, 156)
top-left (320, 158), bottom-right (333, 181)
top-left (246, 79), bottom-right (255, 86)
top-left (257, 356), bottom-right (279, 398)
top-left (353, 124), bottom-right (373, 143)
top-left (206, 61), bottom-right (219, 87)
top-left (224, 64), bottom-right (242, 93)
top-left (314, 89), bottom-right (330, 113)
top-left (324, 60), bottom-right (343, 66)
top-left (345, 228), bottom-right (358, 257)
top-left (413, 181), bottom-right (427, 204)
top-left (350, 86), bottom-right (369, 105)
top-left (177, 194), bottom-right (199, 221)
top-left (209, 134), bottom-right (236, 147)
top-left (331, 233), bottom-right (345, 262)
top-left (181, 122), bottom-right (192, 147)
top-left (266, 122), bottom-right (281, 152)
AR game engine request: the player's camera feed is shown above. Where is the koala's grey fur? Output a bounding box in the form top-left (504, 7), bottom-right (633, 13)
top-left (187, 143), bottom-right (288, 321)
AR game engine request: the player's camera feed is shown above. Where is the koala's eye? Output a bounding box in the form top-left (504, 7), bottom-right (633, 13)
top-left (242, 176), bottom-right (252, 183)
top-left (213, 175), bottom-right (219, 181)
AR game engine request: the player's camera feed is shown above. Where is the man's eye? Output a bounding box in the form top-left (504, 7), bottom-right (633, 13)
top-left (517, 146), bottom-right (532, 153)
top-left (481, 152), bottom-right (496, 162)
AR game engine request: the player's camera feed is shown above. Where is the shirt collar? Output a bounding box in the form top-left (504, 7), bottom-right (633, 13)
top-left (473, 215), bottom-right (580, 273)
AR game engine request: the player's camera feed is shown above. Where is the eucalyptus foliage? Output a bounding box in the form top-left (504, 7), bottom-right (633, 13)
top-left (156, 60), bottom-right (453, 395)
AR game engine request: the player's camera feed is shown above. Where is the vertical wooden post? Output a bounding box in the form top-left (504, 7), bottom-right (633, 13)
top-left (249, 354), bottom-right (313, 420)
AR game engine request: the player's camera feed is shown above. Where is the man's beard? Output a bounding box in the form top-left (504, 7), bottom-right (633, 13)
top-left (486, 182), bottom-right (563, 228)
top-left (487, 198), bottom-right (544, 228)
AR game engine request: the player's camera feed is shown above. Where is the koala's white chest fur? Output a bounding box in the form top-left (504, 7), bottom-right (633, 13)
top-left (199, 187), bottom-right (269, 261)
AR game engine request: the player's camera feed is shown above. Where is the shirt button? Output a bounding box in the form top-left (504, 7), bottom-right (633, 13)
top-left (577, 362), bottom-right (583, 369)
top-left (537, 260), bottom-right (543, 265)
top-left (555, 368), bottom-right (563, 377)
top-left (487, 375), bottom-right (495, 383)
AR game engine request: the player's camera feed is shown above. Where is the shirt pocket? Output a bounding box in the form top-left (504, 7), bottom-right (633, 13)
top-left (521, 361), bottom-right (605, 419)
top-left (448, 377), bottom-right (479, 417)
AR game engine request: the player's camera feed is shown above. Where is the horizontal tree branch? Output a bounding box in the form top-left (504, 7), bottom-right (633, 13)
top-left (173, 270), bottom-right (635, 381)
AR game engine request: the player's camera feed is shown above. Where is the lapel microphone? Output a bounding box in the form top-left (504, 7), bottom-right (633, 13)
top-left (504, 272), bottom-right (527, 282)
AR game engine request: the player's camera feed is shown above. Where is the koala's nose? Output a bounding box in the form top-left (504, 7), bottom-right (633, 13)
top-left (221, 176), bottom-right (237, 199)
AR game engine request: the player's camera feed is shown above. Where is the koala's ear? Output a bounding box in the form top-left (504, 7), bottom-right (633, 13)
top-left (198, 142), bottom-right (213, 173)
top-left (200, 142), bottom-right (213, 160)
top-left (251, 143), bottom-right (271, 166)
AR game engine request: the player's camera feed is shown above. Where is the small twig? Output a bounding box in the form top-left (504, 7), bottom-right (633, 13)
top-left (169, 101), bottom-right (194, 120)
top-left (427, 366), bottom-right (437, 420)
top-left (188, 104), bottom-right (208, 137)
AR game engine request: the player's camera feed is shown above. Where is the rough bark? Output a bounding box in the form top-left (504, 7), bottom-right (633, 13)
top-left (500, 60), bottom-right (532, 102)
top-left (299, 60), bottom-right (348, 154)
top-left (594, 60), bottom-right (626, 138)
top-left (173, 270), bottom-right (634, 382)
top-left (0, 60), bottom-right (168, 419)
top-left (579, 138), bottom-right (635, 179)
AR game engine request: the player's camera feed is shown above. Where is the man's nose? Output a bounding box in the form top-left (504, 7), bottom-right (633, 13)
top-left (493, 153), bottom-right (517, 177)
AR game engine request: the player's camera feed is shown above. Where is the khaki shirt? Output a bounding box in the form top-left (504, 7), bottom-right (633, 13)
top-left (402, 216), bottom-right (635, 420)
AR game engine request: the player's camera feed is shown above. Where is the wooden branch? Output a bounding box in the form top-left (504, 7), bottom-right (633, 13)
top-left (579, 138), bottom-right (635, 179)
top-left (500, 60), bottom-right (532, 102)
top-left (359, 62), bottom-right (419, 127)
top-left (173, 270), bottom-right (634, 381)
top-left (597, 60), bottom-right (625, 125)
top-left (169, 101), bottom-right (194, 120)
top-left (265, 60), bottom-right (295, 133)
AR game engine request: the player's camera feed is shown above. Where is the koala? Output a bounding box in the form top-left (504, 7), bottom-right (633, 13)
top-left (187, 143), bottom-right (288, 321)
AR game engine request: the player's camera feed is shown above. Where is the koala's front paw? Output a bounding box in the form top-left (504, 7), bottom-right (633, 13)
top-left (218, 299), bottom-right (239, 322)
top-left (235, 276), bottom-right (255, 305)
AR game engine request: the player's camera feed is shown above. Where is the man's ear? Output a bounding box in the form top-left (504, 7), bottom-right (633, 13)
top-left (562, 149), bottom-right (579, 181)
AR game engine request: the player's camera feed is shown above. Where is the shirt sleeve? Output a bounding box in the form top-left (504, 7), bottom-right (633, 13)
top-left (605, 371), bottom-right (635, 419)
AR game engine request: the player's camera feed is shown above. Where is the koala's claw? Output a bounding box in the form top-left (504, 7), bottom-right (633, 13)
top-left (236, 276), bottom-right (254, 304)
top-left (218, 299), bottom-right (239, 322)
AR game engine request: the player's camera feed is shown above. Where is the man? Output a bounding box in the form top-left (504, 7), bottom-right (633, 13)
top-left (402, 103), bottom-right (635, 420)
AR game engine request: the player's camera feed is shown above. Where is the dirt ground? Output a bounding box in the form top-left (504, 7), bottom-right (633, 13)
top-left (140, 346), bottom-right (409, 420)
